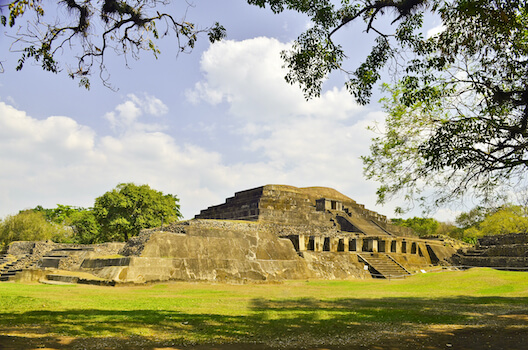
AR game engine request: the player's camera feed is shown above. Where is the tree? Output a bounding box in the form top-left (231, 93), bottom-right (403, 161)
top-left (1, 0), bottom-right (226, 88)
top-left (93, 183), bottom-right (182, 241)
top-left (462, 205), bottom-right (528, 239)
top-left (455, 206), bottom-right (497, 231)
top-left (68, 209), bottom-right (102, 244)
top-left (0, 210), bottom-right (60, 251)
top-left (249, 0), bottom-right (528, 212)
top-left (391, 216), bottom-right (440, 237)
top-left (33, 205), bottom-right (102, 244)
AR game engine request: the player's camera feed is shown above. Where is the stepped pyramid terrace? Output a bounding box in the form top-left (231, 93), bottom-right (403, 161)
top-left (1, 185), bottom-right (458, 284)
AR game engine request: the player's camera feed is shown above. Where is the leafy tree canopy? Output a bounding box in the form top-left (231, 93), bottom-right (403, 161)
top-left (0, 210), bottom-right (67, 251)
top-left (1, 0), bottom-right (226, 88)
top-left (391, 216), bottom-right (440, 237)
top-left (33, 204), bottom-right (84, 224)
top-left (32, 205), bottom-right (101, 244)
top-left (93, 182), bottom-right (182, 241)
top-left (461, 205), bottom-right (528, 240)
top-left (455, 206), bottom-right (498, 230)
top-left (250, 0), bottom-right (528, 212)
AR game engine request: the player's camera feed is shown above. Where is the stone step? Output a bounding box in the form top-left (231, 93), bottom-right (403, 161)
top-left (50, 247), bottom-right (94, 252)
top-left (40, 279), bottom-right (76, 285)
top-left (39, 274), bottom-right (117, 287)
top-left (45, 274), bottom-right (79, 284)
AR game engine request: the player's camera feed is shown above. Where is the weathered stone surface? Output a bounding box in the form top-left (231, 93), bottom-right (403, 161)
top-left (195, 185), bottom-right (417, 237)
top-left (451, 233), bottom-right (528, 269)
top-left (479, 233), bottom-right (528, 246)
top-left (85, 220), bottom-right (315, 283)
top-left (301, 252), bottom-right (369, 279)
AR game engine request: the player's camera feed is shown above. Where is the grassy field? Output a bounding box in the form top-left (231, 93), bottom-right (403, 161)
top-left (1, 268), bottom-right (528, 349)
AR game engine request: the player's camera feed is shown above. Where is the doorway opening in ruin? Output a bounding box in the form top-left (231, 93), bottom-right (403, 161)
top-left (307, 236), bottom-right (315, 251)
top-left (378, 240), bottom-right (386, 253)
top-left (349, 239), bottom-right (356, 251)
top-left (323, 237), bottom-right (331, 251)
top-left (337, 238), bottom-right (345, 252)
top-left (418, 247), bottom-right (424, 257)
top-left (390, 241), bottom-right (397, 253)
top-left (401, 241), bottom-right (407, 253)
top-left (289, 236), bottom-right (299, 251)
top-left (426, 244), bottom-right (440, 264)
top-left (411, 242), bottom-right (417, 254)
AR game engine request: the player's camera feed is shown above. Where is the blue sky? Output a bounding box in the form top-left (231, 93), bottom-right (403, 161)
top-left (0, 1), bottom-right (454, 220)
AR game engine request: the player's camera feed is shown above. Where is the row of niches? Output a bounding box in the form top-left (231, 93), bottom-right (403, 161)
top-left (288, 235), bottom-right (425, 257)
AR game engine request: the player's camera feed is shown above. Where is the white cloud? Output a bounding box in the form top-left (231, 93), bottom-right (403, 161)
top-left (128, 93), bottom-right (169, 116)
top-left (0, 101), bottom-right (237, 219)
top-left (104, 93), bottom-right (168, 133)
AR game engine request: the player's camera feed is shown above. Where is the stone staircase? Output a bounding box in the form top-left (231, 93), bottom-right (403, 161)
top-left (0, 254), bottom-right (25, 282)
top-left (450, 233), bottom-right (528, 270)
top-left (358, 253), bottom-right (411, 279)
top-left (39, 250), bottom-right (71, 268)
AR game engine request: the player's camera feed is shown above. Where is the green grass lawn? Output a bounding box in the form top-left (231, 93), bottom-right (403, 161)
top-left (1, 268), bottom-right (527, 348)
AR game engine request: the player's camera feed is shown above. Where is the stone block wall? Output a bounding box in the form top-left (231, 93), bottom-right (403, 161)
top-left (195, 187), bottom-right (263, 220)
top-left (451, 233), bottom-right (528, 269)
top-left (194, 185), bottom-right (408, 237)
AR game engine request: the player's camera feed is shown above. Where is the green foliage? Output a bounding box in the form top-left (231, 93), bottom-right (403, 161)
top-left (33, 204), bottom-right (82, 225)
top-left (361, 1), bottom-right (528, 210)
top-left (2, 0), bottom-right (226, 88)
top-left (455, 206), bottom-right (496, 230)
top-left (93, 183), bottom-right (182, 241)
top-left (68, 210), bottom-right (100, 244)
top-left (2, 183), bottom-right (181, 245)
top-left (32, 204), bottom-right (100, 244)
top-left (0, 211), bottom-right (62, 251)
top-left (391, 217), bottom-right (440, 237)
top-left (461, 205), bottom-right (528, 239)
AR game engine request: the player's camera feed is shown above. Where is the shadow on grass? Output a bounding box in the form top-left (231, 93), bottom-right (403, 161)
top-left (0, 296), bottom-right (527, 349)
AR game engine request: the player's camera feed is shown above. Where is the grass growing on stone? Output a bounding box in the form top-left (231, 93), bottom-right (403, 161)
top-left (1, 268), bottom-right (527, 348)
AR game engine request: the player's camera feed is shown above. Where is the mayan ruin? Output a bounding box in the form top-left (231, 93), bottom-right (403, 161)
top-left (0, 185), bottom-right (465, 285)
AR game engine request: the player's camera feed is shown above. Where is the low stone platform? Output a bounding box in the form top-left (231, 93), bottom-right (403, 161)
top-left (451, 233), bottom-right (528, 270)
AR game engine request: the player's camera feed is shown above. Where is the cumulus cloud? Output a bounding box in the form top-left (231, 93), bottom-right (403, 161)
top-left (104, 93), bottom-right (168, 133)
top-left (0, 101), bottom-right (240, 219)
top-left (186, 38), bottom-right (362, 123)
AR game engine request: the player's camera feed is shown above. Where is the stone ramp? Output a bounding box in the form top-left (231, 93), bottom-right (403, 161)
top-left (337, 212), bottom-right (392, 236)
top-left (358, 253), bottom-right (411, 279)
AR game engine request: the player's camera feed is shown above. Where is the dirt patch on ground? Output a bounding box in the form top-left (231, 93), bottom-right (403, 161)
top-left (1, 326), bottom-right (527, 350)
